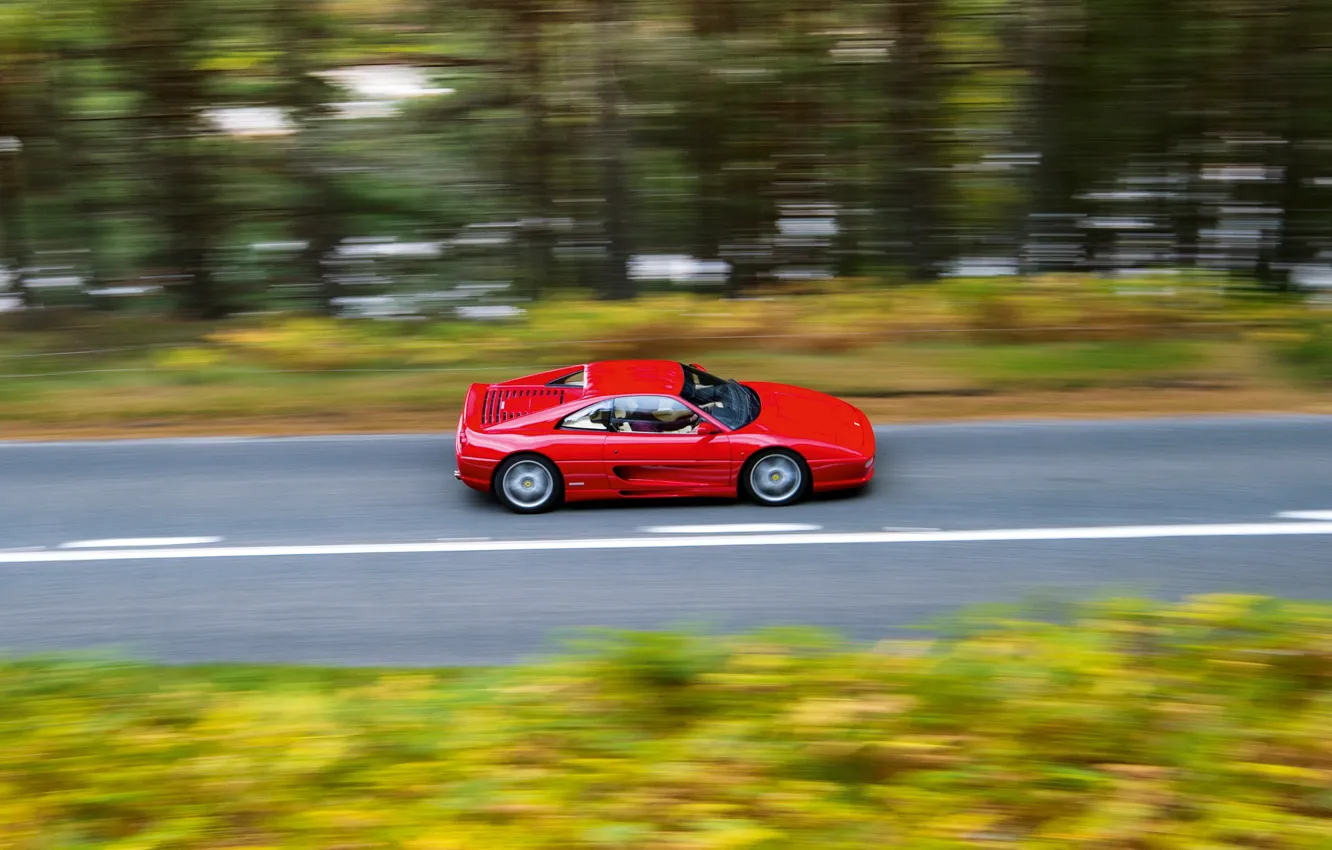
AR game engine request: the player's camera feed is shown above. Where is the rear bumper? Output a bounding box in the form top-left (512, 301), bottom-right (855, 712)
top-left (455, 453), bottom-right (499, 492)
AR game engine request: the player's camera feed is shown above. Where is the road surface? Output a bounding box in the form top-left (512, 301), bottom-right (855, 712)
top-left (2, 415), bottom-right (1330, 666)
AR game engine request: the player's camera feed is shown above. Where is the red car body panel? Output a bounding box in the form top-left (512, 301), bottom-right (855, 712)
top-left (454, 360), bottom-right (875, 503)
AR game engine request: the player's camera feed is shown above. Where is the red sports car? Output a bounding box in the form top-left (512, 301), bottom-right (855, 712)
top-left (454, 360), bottom-right (875, 513)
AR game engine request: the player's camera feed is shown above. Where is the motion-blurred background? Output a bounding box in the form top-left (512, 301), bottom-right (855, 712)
top-left (3, 0), bottom-right (1332, 438)
top-left (8, 6), bottom-right (1332, 841)
top-left (4, 0), bottom-right (1332, 316)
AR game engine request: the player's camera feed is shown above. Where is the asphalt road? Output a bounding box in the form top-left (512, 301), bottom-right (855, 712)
top-left (2, 415), bottom-right (1330, 666)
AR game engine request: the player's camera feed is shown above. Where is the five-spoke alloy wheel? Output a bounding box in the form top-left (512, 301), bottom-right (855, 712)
top-left (742, 449), bottom-right (808, 507)
top-left (494, 455), bottom-right (563, 514)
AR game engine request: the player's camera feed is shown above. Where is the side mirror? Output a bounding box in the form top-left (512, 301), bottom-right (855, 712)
top-left (696, 420), bottom-right (721, 436)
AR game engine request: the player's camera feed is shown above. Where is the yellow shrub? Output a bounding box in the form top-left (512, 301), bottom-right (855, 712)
top-left (397, 339), bottom-right (472, 366)
top-left (154, 346), bottom-right (226, 372)
top-left (208, 318), bottom-right (390, 370)
top-left (171, 276), bottom-right (1323, 369)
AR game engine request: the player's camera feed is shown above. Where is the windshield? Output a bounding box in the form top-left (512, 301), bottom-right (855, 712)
top-left (679, 364), bottom-right (760, 430)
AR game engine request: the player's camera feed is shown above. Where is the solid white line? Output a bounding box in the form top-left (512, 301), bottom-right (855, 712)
top-left (58, 537), bottom-right (223, 550)
top-left (1278, 511), bottom-right (1332, 521)
top-left (642, 523), bottom-right (822, 534)
top-left (0, 521), bottom-right (1329, 565)
top-left (0, 546), bottom-right (46, 553)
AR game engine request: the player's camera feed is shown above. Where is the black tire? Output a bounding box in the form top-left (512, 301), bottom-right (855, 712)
top-left (740, 448), bottom-right (809, 507)
top-left (493, 454), bottom-right (564, 514)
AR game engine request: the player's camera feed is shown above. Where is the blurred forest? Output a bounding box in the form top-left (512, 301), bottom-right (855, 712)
top-left (3, 0), bottom-right (1332, 319)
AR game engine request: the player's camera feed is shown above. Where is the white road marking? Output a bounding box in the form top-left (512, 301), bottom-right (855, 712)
top-left (883, 526), bottom-right (942, 532)
top-left (0, 520), bottom-right (1328, 564)
top-left (642, 523), bottom-right (823, 534)
top-left (0, 546), bottom-right (46, 553)
top-left (1278, 511), bottom-right (1332, 521)
top-left (58, 537), bottom-right (223, 549)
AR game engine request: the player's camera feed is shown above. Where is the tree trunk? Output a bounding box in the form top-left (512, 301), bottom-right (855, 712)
top-left (884, 0), bottom-right (946, 281)
top-left (595, 0), bottom-right (633, 300)
top-left (687, 0), bottom-right (737, 272)
top-left (520, 2), bottom-right (556, 298)
top-left (275, 0), bottom-right (345, 313)
top-left (44, 53), bottom-right (109, 294)
top-left (1269, 0), bottom-right (1325, 290)
top-left (123, 0), bottom-right (223, 318)
top-left (289, 152), bottom-right (345, 313)
top-left (1024, 0), bottom-right (1087, 273)
top-left (0, 81), bottom-right (31, 307)
top-left (162, 130), bottom-right (222, 319)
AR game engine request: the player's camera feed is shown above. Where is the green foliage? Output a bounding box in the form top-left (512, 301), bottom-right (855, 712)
top-left (1266, 320), bottom-right (1332, 385)
top-left (151, 346), bottom-right (235, 384)
top-left (5, 0), bottom-right (1332, 316)
top-left (2, 276), bottom-right (1323, 430)
top-left (8, 596), bottom-right (1332, 845)
top-left (194, 274), bottom-right (1281, 371)
top-left (950, 340), bottom-right (1210, 389)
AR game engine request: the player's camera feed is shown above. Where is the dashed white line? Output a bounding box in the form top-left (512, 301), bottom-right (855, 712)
top-left (58, 537), bottom-right (223, 550)
top-left (0, 520), bottom-right (1327, 565)
top-left (642, 523), bottom-right (823, 534)
top-left (1277, 511), bottom-right (1332, 521)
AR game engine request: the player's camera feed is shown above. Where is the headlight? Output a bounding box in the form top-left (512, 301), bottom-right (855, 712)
top-left (865, 456), bottom-right (874, 469)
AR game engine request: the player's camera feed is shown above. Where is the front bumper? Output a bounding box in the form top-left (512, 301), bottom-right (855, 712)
top-left (809, 455), bottom-right (875, 492)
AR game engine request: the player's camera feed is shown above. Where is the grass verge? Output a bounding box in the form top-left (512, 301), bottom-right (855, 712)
top-left (8, 595), bottom-right (1332, 846)
top-left (2, 276), bottom-right (1329, 440)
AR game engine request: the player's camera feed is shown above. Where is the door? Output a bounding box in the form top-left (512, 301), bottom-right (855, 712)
top-left (603, 395), bottom-right (732, 494)
top-left (549, 399), bottom-right (610, 495)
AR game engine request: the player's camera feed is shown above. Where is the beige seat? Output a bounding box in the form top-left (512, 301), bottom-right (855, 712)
top-left (651, 401), bottom-right (698, 432)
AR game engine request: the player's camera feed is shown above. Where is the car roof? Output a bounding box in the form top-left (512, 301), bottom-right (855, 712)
top-left (584, 360), bottom-right (684, 397)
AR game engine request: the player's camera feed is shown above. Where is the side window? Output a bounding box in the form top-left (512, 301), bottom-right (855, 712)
top-left (559, 399), bottom-right (612, 431)
top-left (611, 396), bottom-right (702, 434)
top-left (548, 369), bottom-right (585, 387)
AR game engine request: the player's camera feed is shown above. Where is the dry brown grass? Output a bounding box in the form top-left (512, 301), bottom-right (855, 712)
top-left (2, 283), bottom-right (1327, 442)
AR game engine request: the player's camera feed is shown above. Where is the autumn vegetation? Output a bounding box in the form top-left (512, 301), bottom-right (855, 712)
top-left (7, 594), bottom-right (1332, 846)
top-left (2, 274), bottom-right (1330, 437)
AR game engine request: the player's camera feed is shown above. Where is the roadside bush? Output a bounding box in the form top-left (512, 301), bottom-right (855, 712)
top-left (10, 595), bottom-right (1332, 847)
top-left (151, 346), bottom-right (235, 384)
top-left (1268, 321), bottom-right (1332, 385)
top-left (208, 317), bottom-right (396, 370)
top-left (195, 274), bottom-right (1273, 373)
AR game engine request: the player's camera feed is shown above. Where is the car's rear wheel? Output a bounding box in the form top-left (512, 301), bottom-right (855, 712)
top-left (494, 455), bottom-right (563, 514)
top-left (742, 449), bottom-right (808, 507)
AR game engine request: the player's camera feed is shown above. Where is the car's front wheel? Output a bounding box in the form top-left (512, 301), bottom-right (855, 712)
top-left (494, 454), bottom-right (563, 514)
top-left (742, 449), bottom-right (808, 507)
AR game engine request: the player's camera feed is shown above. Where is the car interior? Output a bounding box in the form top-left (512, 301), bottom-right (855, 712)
top-left (611, 397), bottom-right (701, 434)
